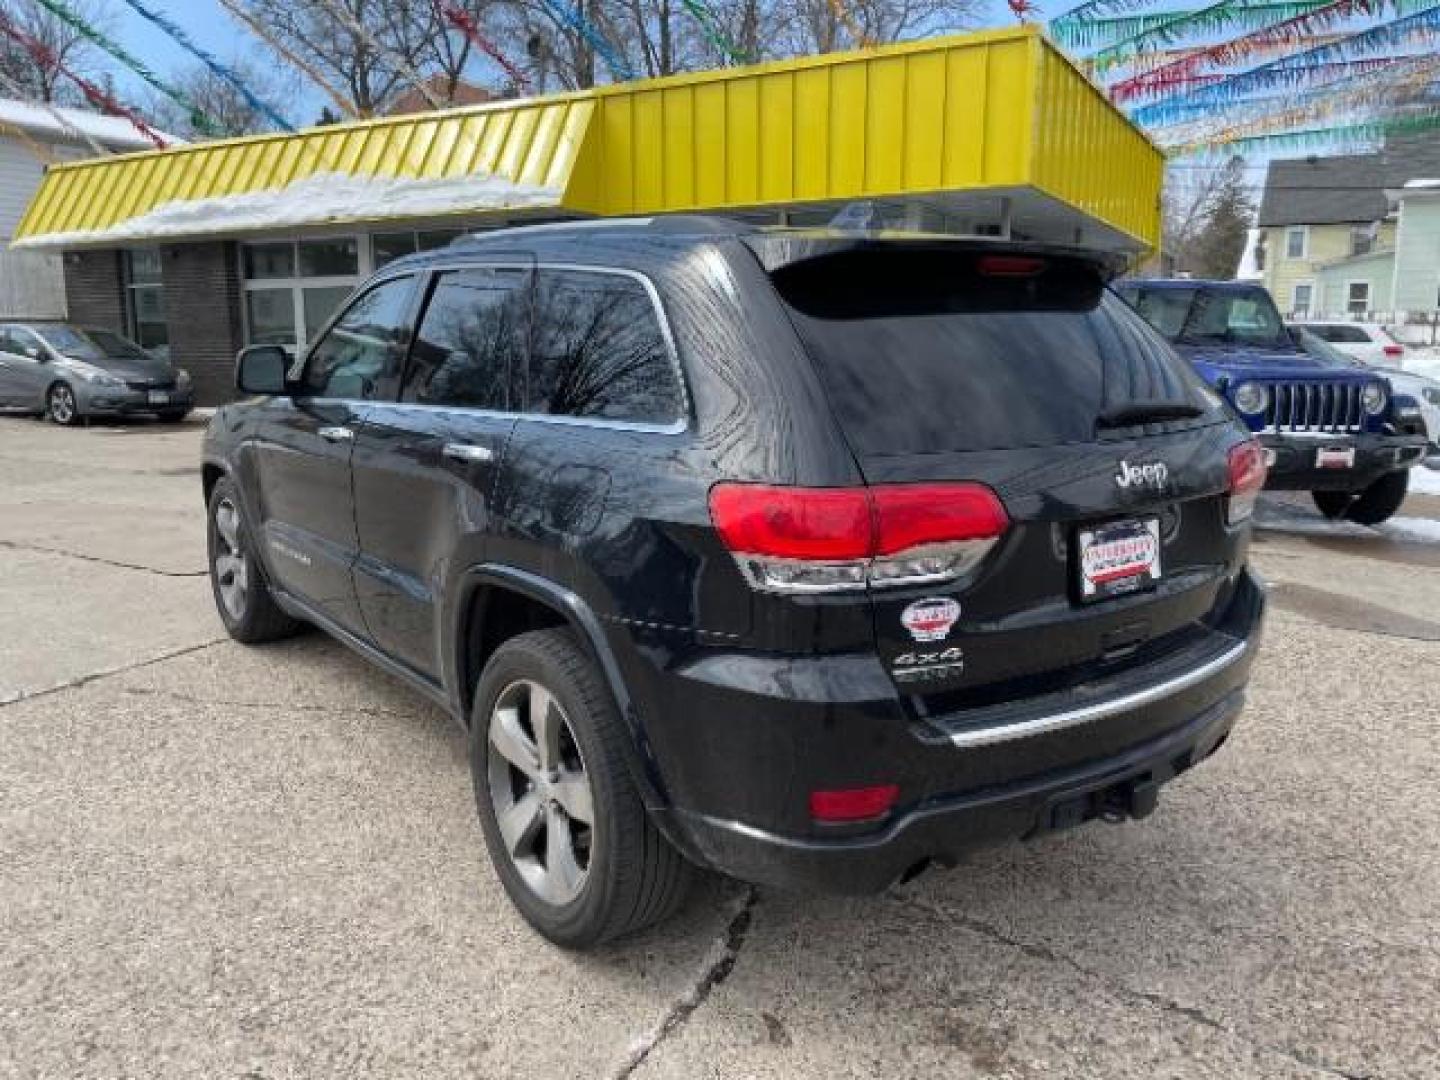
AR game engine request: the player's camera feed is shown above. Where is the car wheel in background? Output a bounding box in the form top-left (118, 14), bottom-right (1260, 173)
top-left (206, 477), bottom-right (303, 643)
top-left (158, 409), bottom-right (192, 424)
top-left (1312, 491), bottom-right (1352, 519)
top-left (471, 628), bottom-right (692, 948)
top-left (46, 383), bottom-right (80, 426)
top-left (1344, 469), bottom-right (1409, 526)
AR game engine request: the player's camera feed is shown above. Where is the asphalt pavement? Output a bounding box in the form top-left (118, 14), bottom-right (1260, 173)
top-left (2, 415), bottom-right (1438, 1079)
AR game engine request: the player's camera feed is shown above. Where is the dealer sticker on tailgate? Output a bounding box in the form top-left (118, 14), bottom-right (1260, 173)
top-left (1078, 518), bottom-right (1162, 602)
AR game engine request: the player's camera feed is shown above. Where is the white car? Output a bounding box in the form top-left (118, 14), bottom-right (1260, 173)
top-left (1293, 321), bottom-right (1407, 367)
top-left (1291, 325), bottom-right (1439, 453)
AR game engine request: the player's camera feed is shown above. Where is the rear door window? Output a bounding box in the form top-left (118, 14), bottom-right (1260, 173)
top-left (772, 249), bottom-right (1207, 456)
top-left (525, 269), bottom-right (684, 425)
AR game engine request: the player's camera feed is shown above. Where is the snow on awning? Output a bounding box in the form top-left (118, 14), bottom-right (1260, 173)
top-left (13, 28), bottom-right (1164, 254)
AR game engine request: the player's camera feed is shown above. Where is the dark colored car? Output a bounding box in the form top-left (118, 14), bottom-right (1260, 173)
top-left (0, 322), bottom-right (193, 425)
top-left (1114, 280), bottom-right (1427, 525)
top-left (203, 219), bottom-right (1267, 947)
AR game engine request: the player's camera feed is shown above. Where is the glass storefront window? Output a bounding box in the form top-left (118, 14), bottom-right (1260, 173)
top-left (303, 286), bottom-right (356, 341)
top-left (298, 238), bottom-right (359, 277)
top-left (124, 250), bottom-right (167, 350)
top-left (417, 230), bottom-right (463, 251)
top-left (129, 248), bottom-right (163, 284)
top-left (373, 232), bottom-right (418, 268)
top-left (245, 288), bottom-right (298, 347)
top-left (244, 243), bottom-right (295, 279)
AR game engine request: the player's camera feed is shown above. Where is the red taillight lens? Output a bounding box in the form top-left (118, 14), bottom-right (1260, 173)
top-left (810, 784), bottom-right (899, 823)
top-left (707, 484), bottom-right (873, 561)
top-left (977, 255), bottom-right (1046, 277)
top-left (1227, 439), bottom-right (1267, 525)
top-left (871, 484), bottom-right (1010, 554)
top-left (1383, 344), bottom-right (1405, 358)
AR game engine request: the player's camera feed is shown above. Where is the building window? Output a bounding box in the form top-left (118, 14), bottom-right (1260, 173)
top-left (1285, 227), bottom-right (1308, 259)
top-left (1350, 223), bottom-right (1378, 257)
top-left (1291, 283), bottom-right (1313, 316)
top-left (371, 228), bottom-right (467, 269)
top-left (1347, 282), bottom-right (1371, 316)
top-left (240, 237), bottom-right (364, 352)
top-left (124, 249), bottom-right (167, 350)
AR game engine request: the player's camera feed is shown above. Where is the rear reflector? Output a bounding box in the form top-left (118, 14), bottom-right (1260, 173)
top-left (708, 482), bottom-right (1009, 593)
top-left (810, 784), bottom-right (899, 823)
top-left (1226, 439), bottom-right (1267, 525)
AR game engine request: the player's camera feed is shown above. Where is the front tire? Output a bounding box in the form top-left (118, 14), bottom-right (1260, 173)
top-left (158, 408), bottom-right (192, 423)
top-left (1344, 469), bottom-right (1409, 526)
top-left (206, 477), bottom-right (302, 643)
top-left (46, 382), bottom-right (80, 426)
top-left (471, 628), bottom-right (691, 948)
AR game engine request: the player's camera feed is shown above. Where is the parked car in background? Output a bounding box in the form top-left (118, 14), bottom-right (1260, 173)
top-left (0, 322), bottom-right (193, 425)
top-left (1292, 320), bottom-right (1407, 368)
top-left (1292, 325), bottom-right (1440, 456)
top-left (205, 220), bottom-right (1268, 947)
top-left (1115, 280), bottom-right (1427, 525)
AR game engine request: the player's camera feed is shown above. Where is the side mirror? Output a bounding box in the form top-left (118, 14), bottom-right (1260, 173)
top-left (236, 344), bottom-right (289, 395)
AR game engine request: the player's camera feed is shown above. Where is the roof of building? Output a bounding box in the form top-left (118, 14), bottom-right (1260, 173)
top-left (10, 28), bottom-right (1165, 255)
top-left (0, 97), bottom-right (171, 152)
top-left (1257, 135), bottom-right (1440, 228)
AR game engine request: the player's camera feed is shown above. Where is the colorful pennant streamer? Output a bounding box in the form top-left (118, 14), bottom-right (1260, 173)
top-left (1129, 3), bottom-right (1440, 122)
top-left (1053, 2), bottom-right (1331, 48)
top-left (1111, 0), bottom-right (1384, 102)
top-left (678, 0), bottom-right (751, 63)
top-left (119, 0), bottom-right (293, 131)
top-left (434, 1), bottom-right (535, 89)
top-left (1179, 108), bottom-right (1440, 156)
top-left (1051, 0), bottom-right (1165, 27)
top-left (216, 0), bottom-right (360, 118)
top-left (29, 0), bottom-right (219, 136)
top-left (0, 67), bottom-right (108, 154)
top-left (0, 11), bottom-right (168, 148)
top-left (1139, 56), bottom-right (1411, 126)
top-left (537, 0), bottom-right (636, 81)
top-left (827, 0), bottom-right (873, 46)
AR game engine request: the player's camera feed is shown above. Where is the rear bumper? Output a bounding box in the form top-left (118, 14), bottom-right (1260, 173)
top-left (624, 569), bottom-right (1266, 893)
top-left (1260, 431), bottom-right (1427, 490)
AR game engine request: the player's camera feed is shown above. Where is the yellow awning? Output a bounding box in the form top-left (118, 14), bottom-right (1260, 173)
top-left (14, 27), bottom-right (1163, 253)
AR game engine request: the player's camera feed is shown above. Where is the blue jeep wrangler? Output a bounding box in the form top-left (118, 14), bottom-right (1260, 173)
top-left (1116, 279), bottom-right (1428, 525)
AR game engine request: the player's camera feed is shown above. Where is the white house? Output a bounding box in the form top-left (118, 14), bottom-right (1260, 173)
top-left (0, 99), bottom-right (160, 320)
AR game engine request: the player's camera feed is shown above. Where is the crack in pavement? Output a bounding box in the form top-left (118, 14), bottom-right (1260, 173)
top-left (0, 639), bottom-right (228, 709)
top-left (896, 893), bottom-right (1376, 1080)
top-left (0, 539), bottom-right (206, 578)
top-left (610, 887), bottom-right (759, 1079)
top-left (118, 685), bottom-right (429, 720)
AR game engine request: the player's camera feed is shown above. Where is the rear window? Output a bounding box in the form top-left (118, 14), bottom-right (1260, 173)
top-left (771, 249), bottom-right (1207, 455)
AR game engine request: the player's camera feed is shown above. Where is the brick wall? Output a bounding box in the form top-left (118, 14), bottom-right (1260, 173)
top-left (160, 241), bottom-right (244, 406)
top-left (62, 250), bottom-right (126, 331)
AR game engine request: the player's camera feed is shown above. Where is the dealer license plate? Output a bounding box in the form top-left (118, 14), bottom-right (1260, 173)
top-left (1078, 518), bottom-right (1162, 602)
top-left (148, 390), bottom-right (168, 405)
top-left (1316, 446), bottom-right (1355, 469)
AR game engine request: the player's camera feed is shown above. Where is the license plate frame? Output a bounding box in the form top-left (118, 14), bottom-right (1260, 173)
top-left (1077, 517), bottom-right (1162, 603)
top-left (1315, 445), bottom-right (1356, 469)
top-left (147, 390), bottom-right (168, 405)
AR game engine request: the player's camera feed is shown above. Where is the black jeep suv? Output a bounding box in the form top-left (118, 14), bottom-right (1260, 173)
top-left (203, 218), bottom-right (1267, 947)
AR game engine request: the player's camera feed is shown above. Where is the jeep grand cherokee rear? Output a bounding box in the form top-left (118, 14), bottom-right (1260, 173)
top-left (205, 221), bottom-right (1265, 948)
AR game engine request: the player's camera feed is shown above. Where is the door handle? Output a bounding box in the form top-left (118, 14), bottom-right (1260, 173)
top-left (318, 425), bottom-right (354, 443)
top-left (442, 442), bottom-right (495, 464)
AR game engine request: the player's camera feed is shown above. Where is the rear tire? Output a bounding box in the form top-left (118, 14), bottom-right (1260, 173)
top-left (46, 382), bottom-right (80, 426)
top-left (471, 628), bottom-right (692, 948)
top-left (158, 409), bottom-right (191, 423)
top-left (1312, 491), bottom-right (1352, 519)
top-left (206, 476), bottom-right (303, 643)
top-left (1344, 469), bottom-right (1409, 526)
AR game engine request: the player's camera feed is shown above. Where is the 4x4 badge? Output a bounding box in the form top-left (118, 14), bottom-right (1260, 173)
top-left (1114, 459), bottom-right (1169, 490)
top-left (901, 598), bottom-right (961, 642)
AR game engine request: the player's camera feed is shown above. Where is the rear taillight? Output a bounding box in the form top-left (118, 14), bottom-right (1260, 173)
top-left (708, 482), bottom-right (1009, 593)
top-left (977, 255), bottom-right (1046, 277)
top-left (1383, 344), bottom-right (1405, 360)
top-left (1226, 440), bottom-right (1267, 525)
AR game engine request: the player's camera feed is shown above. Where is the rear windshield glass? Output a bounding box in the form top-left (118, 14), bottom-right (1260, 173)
top-left (771, 249), bottom-right (1208, 456)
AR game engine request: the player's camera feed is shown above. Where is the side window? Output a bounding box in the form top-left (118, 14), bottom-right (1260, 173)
top-left (299, 275), bottom-right (416, 400)
top-left (401, 267), bottom-right (529, 409)
top-left (526, 269), bottom-right (684, 425)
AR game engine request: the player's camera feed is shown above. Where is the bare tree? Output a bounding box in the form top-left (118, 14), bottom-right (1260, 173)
top-left (143, 57), bottom-right (301, 139)
top-left (0, 0), bottom-right (114, 104)
top-left (1161, 158), bottom-right (1255, 278)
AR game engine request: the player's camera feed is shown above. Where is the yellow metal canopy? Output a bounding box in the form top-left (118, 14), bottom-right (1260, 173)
top-left (14, 27), bottom-right (1163, 253)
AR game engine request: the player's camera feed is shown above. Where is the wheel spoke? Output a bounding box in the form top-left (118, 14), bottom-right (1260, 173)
top-left (489, 706), bottom-right (541, 780)
top-left (529, 684), bottom-right (561, 772)
top-left (215, 504), bottom-right (240, 550)
top-left (552, 771), bottom-right (593, 826)
top-left (498, 791), bottom-right (544, 857)
top-left (543, 805), bottom-right (584, 902)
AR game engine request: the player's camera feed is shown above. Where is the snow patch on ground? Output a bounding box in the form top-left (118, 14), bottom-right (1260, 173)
top-left (1383, 516), bottom-right (1440, 543)
top-left (13, 171), bottom-right (561, 249)
top-left (1256, 497), bottom-right (1440, 544)
top-left (1408, 463), bottom-right (1440, 496)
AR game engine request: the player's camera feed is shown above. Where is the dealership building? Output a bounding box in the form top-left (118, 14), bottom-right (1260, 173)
top-left (12, 27), bottom-right (1162, 405)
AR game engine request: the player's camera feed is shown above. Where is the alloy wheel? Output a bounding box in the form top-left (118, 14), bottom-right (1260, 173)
top-left (487, 679), bottom-right (595, 906)
top-left (48, 385), bottom-right (75, 424)
top-left (212, 498), bottom-right (249, 621)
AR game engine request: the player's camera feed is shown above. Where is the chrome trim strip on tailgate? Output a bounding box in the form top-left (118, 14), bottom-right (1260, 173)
top-left (948, 640), bottom-right (1250, 749)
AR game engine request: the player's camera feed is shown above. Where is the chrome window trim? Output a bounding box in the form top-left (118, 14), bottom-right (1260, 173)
top-left (299, 260), bottom-right (691, 436)
top-left (946, 640), bottom-right (1251, 749)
